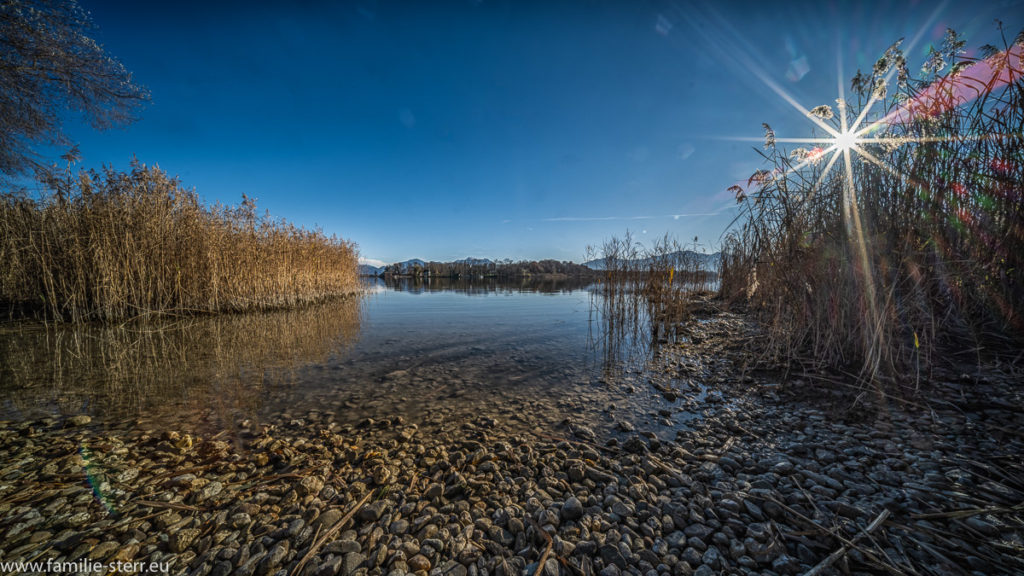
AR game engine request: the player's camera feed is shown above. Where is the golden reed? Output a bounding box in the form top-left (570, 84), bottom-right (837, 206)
top-left (1, 161), bottom-right (359, 322)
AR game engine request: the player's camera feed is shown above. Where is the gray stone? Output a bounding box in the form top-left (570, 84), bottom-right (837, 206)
top-left (682, 524), bottom-right (713, 542)
top-left (199, 481), bottom-right (224, 502)
top-left (314, 509), bottom-right (345, 531)
top-left (693, 565), bottom-right (713, 576)
top-left (342, 552), bottom-right (366, 575)
top-left (257, 541), bottom-right (289, 576)
top-left (170, 528), bottom-right (201, 553)
top-left (316, 556), bottom-right (343, 576)
top-left (771, 461), bottom-right (794, 475)
top-left (359, 502), bottom-right (385, 522)
top-left (600, 544), bottom-right (628, 569)
top-left (623, 436), bottom-right (647, 453)
top-left (700, 546), bottom-right (721, 570)
top-left (561, 497), bottom-right (584, 521)
top-left (742, 500), bottom-right (764, 521)
top-left (326, 539), bottom-right (361, 555)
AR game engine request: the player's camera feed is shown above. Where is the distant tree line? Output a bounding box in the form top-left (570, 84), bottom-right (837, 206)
top-left (380, 259), bottom-right (597, 278)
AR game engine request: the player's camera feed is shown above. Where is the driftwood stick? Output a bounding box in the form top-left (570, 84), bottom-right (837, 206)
top-left (910, 502), bottom-right (1024, 520)
top-left (290, 490), bottom-right (373, 576)
top-left (527, 518), bottom-right (555, 576)
top-left (803, 509), bottom-right (891, 576)
top-left (135, 499), bottom-right (202, 511)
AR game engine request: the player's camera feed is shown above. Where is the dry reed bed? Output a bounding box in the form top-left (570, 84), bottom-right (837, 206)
top-left (721, 29), bottom-right (1024, 391)
top-left (0, 161), bottom-right (359, 322)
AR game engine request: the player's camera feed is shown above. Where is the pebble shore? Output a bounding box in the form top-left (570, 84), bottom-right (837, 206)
top-left (1, 308), bottom-right (1022, 576)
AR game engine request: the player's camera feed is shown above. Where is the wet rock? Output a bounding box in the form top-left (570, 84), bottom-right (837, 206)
top-left (700, 546), bottom-right (722, 570)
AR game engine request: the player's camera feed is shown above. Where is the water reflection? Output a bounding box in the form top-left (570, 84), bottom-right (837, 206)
top-left (1, 277), bottom-right (702, 439)
top-left (587, 283), bottom-right (656, 380)
top-left (585, 278), bottom-right (706, 380)
top-left (0, 296), bottom-right (363, 423)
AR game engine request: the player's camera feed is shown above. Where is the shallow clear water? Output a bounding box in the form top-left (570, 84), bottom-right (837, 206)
top-left (1, 277), bottom-right (698, 438)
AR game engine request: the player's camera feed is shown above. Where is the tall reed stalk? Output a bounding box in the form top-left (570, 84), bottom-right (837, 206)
top-left (587, 232), bottom-right (717, 371)
top-left (1, 160), bottom-right (359, 321)
top-left (721, 28), bottom-right (1024, 391)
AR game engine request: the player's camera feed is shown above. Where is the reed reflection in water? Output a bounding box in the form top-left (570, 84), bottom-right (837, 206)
top-left (0, 295), bottom-right (364, 423)
top-left (587, 277), bottom-right (716, 380)
top-left (587, 280), bottom-right (663, 380)
top-left (585, 233), bottom-right (719, 379)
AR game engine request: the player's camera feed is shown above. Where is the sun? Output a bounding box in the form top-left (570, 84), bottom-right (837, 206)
top-left (834, 129), bottom-right (858, 152)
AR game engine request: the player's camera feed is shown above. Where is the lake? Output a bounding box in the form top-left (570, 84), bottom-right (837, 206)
top-left (0, 277), bottom-right (712, 440)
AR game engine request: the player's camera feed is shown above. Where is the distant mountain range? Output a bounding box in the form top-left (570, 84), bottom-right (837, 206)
top-left (582, 250), bottom-right (719, 271)
top-left (358, 252), bottom-right (718, 276)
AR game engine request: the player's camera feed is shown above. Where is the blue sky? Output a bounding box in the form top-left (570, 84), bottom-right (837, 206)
top-left (66, 0), bottom-right (1013, 265)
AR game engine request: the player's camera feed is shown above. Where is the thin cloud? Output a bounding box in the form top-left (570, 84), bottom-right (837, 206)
top-left (543, 215), bottom-right (654, 222)
top-left (671, 212), bottom-right (726, 218)
top-left (544, 212), bottom-right (724, 222)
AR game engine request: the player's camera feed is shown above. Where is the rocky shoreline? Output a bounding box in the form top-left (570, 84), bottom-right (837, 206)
top-left (2, 308), bottom-right (1022, 576)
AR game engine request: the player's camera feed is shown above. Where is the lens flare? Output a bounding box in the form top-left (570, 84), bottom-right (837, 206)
top-left (80, 444), bottom-right (118, 516)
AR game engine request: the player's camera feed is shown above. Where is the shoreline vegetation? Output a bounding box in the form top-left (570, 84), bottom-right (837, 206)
top-left (365, 240), bottom-right (719, 290)
top-left (720, 29), bottom-right (1024, 393)
top-left (2, 4), bottom-right (1023, 574)
top-left (0, 161), bottom-right (360, 323)
top-left (374, 259), bottom-right (596, 279)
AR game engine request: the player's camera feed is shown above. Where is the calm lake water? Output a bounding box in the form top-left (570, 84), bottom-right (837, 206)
top-left (0, 277), bottom-right (706, 438)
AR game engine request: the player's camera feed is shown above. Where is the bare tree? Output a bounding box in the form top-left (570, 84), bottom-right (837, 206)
top-left (0, 0), bottom-right (149, 178)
